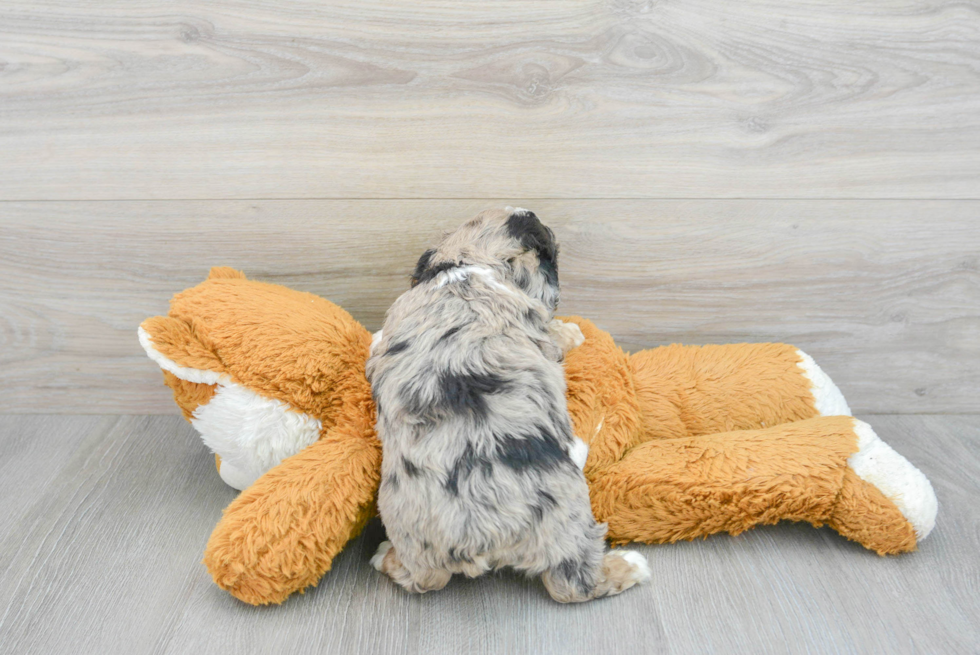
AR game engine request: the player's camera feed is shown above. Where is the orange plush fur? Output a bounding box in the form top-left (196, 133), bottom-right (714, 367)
top-left (141, 269), bottom-right (922, 605)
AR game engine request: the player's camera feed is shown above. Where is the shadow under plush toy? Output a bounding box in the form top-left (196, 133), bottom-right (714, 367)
top-left (139, 267), bottom-right (937, 606)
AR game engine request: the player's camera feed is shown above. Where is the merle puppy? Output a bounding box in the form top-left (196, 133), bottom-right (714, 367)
top-left (366, 208), bottom-right (650, 602)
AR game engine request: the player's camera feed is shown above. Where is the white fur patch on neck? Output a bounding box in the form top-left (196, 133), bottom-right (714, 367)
top-left (435, 264), bottom-right (518, 297)
top-left (849, 419), bottom-right (938, 540)
top-left (435, 265), bottom-right (485, 287)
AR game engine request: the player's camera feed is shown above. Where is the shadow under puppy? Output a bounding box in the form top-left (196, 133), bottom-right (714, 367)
top-left (366, 208), bottom-right (651, 602)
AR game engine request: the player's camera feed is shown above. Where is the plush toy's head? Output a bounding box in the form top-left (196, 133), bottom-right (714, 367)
top-left (139, 267), bottom-right (373, 489)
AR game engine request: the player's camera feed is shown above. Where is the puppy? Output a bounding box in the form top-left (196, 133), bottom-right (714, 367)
top-left (366, 208), bottom-right (650, 603)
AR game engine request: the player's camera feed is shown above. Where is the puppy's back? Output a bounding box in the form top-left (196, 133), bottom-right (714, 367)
top-left (368, 267), bottom-right (594, 575)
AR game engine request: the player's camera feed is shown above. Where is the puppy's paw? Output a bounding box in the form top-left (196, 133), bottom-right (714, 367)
top-left (618, 550), bottom-right (652, 584)
top-left (549, 319), bottom-right (585, 354)
top-left (588, 550), bottom-right (652, 599)
top-left (371, 541), bottom-right (394, 572)
top-left (602, 550), bottom-right (650, 593)
top-left (599, 550), bottom-right (651, 596)
top-left (565, 322), bottom-right (585, 349)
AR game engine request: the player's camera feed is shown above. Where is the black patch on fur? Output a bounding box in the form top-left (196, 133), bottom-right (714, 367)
top-left (413, 261), bottom-right (461, 287)
top-left (444, 442), bottom-right (494, 497)
top-left (386, 340), bottom-right (409, 355)
top-left (402, 456), bottom-right (422, 477)
top-left (399, 365), bottom-right (436, 416)
top-left (538, 254), bottom-right (558, 290)
top-left (439, 371), bottom-right (508, 419)
top-left (385, 472), bottom-right (399, 491)
top-left (529, 485), bottom-right (563, 525)
top-left (506, 211), bottom-right (559, 288)
top-left (523, 308), bottom-right (544, 330)
top-left (410, 249), bottom-right (437, 287)
top-left (439, 326), bottom-right (462, 342)
top-left (496, 428), bottom-right (570, 473)
top-left (447, 547), bottom-right (473, 564)
top-left (557, 558), bottom-right (594, 596)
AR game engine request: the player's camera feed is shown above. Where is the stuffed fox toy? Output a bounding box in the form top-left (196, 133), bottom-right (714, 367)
top-left (140, 267), bottom-right (937, 606)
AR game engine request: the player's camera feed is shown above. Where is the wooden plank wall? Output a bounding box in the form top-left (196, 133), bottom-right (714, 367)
top-left (1, 1), bottom-right (978, 413)
top-left (2, 200), bottom-right (977, 414)
top-left (2, 0), bottom-right (979, 199)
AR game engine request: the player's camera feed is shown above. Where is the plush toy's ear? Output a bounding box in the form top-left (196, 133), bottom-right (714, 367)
top-left (138, 315), bottom-right (227, 385)
top-left (139, 314), bottom-right (227, 422)
top-left (410, 249), bottom-right (437, 287)
top-left (138, 269), bottom-right (246, 381)
top-left (207, 266), bottom-right (247, 280)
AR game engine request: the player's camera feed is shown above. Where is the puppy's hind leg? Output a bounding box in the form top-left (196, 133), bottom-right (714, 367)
top-left (542, 541), bottom-right (651, 603)
top-left (371, 541), bottom-right (452, 594)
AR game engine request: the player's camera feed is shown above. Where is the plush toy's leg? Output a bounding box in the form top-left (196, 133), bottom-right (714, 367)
top-left (829, 420), bottom-right (937, 551)
top-left (628, 343), bottom-right (849, 443)
top-left (589, 416), bottom-right (936, 555)
top-left (203, 418), bottom-right (381, 605)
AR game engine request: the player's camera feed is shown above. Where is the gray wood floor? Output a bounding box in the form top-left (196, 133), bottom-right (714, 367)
top-left (1, 414), bottom-right (977, 655)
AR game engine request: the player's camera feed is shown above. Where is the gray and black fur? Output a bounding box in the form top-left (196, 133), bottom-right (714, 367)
top-left (366, 208), bottom-right (650, 602)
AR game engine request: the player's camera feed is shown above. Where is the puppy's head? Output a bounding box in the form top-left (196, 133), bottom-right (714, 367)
top-left (411, 208), bottom-right (560, 311)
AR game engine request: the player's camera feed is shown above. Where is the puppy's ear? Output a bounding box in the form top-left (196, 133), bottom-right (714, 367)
top-left (411, 249), bottom-right (437, 287)
top-left (505, 210), bottom-right (558, 288)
